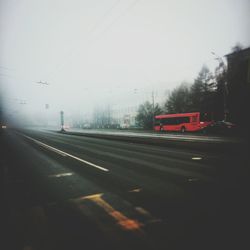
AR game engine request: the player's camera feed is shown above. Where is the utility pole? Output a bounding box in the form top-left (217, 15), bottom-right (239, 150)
top-left (36, 80), bottom-right (50, 126)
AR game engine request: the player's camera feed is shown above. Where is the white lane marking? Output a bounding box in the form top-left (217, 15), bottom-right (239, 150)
top-left (191, 157), bottom-right (202, 160)
top-left (129, 188), bottom-right (142, 193)
top-left (20, 133), bottom-right (109, 172)
top-left (188, 178), bottom-right (199, 182)
top-left (135, 207), bottom-right (151, 216)
top-left (49, 172), bottom-right (73, 178)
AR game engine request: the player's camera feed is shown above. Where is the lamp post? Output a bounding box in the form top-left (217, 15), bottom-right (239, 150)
top-left (36, 80), bottom-right (50, 127)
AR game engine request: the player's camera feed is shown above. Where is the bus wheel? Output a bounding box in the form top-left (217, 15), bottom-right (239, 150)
top-left (181, 126), bottom-right (186, 133)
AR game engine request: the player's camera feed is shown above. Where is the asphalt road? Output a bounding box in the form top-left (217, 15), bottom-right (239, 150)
top-left (1, 129), bottom-right (249, 250)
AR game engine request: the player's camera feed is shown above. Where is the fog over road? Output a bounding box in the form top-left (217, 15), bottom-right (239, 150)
top-left (1, 129), bottom-right (249, 250)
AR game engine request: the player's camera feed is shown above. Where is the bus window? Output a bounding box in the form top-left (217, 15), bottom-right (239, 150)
top-left (154, 118), bottom-right (161, 126)
top-left (162, 118), bottom-right (169, 125)
top-left (179, 117), bottom-right (190, 123)
top-left (169, 118), bottom-right (178, 125)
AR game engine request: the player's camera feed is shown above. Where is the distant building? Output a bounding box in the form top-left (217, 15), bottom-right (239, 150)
top-left (111, 106), bottom-right (138, 128)
top-left (225, 47), bottom-right (250, 128)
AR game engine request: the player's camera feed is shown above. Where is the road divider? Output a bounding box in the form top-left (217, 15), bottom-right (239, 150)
top-left (58, 130), bottom-right (244, 153)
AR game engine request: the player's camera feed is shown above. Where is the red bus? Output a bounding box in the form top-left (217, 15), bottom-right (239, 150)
top-left (154, 112), bottom-right (213, 132)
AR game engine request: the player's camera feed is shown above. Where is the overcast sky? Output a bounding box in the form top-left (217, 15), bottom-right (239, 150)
top-left (1, 0), bottom-right (250, 124)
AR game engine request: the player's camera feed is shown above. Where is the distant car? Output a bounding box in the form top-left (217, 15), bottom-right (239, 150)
top-left (203, 121), bottom-right (237, 135)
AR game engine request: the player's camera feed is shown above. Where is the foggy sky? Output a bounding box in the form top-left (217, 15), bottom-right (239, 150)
top-left (1, 0), bottom-right (250, 125)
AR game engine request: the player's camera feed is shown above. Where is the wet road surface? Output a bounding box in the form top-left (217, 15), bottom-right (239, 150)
top-left (1, 129), bottom-right (249, 250)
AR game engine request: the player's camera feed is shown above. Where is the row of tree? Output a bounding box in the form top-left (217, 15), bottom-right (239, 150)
top-left (136, 62), bottom-right (227, 129)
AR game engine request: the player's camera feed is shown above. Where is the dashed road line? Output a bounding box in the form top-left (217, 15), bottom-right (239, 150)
top-left (48, 172), bottom-right (73, 178)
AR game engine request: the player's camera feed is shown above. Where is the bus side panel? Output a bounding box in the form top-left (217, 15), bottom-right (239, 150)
top-left (155, 113), bottom-right (210, 132)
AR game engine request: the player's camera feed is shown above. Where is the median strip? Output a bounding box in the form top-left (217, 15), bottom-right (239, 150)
top-left (19, 133), bottom-right (109, 172)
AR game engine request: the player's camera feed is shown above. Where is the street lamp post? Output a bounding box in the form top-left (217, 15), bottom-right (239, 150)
top-left (36, 80), bottom-right (50, 127)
